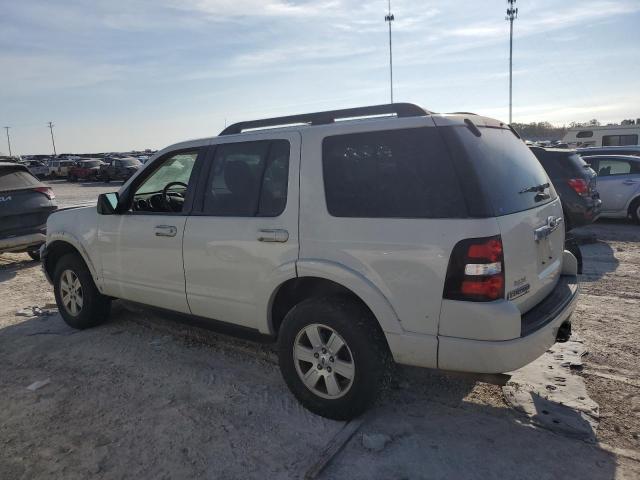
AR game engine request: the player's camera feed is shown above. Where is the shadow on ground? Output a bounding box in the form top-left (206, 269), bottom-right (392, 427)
top-left (0, 305), bottom-right (623, 480)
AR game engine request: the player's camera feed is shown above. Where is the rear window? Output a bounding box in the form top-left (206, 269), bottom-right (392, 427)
top-left (442, 126), bottom-right (557, 217)
top-left (0, 168), bottom-right (41, 191)
top-left (322, 127), bottom-right (467, 218)
top-left (535, 151), bottom-right (590, 178)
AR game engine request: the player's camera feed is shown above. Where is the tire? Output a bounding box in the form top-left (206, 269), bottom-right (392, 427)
top-left (53, 253), bottom-right (111, 329)
top-left (103, 175), bottom-right (111, 183)
top-left (68, 175), bottom-right (77, 182)
top-left (630, 198), bottom-right (640, 225)
top-left (27, 248), bottom-right (41, 261)
top-left (278, 296), bottom-right (390, 420)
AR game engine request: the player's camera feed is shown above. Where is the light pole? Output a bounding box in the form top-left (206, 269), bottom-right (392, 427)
top-left (506, 0), bottom-right (518, 124)
top-left (48, 121), bottom-right (57, 156)
top-left (385, 0), bottom-right (395, 104)
top-left (3, 127), bottom-right (11, 157)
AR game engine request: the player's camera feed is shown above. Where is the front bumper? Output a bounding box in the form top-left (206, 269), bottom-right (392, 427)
top-left (437, 274), bottom-right (579, 373)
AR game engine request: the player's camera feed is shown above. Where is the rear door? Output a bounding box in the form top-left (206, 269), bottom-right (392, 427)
top-left (442, 124), bottom-right (565, 313)
top-left (0, 166), bottom-right (56, 240)
top-left (183, 132), bottom-right (300, 330)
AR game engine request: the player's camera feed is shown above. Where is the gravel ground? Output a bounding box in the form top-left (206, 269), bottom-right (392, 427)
top-left (0, 182), bottom-right (638, 478)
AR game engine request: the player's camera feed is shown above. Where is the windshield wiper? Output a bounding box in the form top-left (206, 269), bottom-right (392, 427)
top-left (519, 182), bottom-right (550, 194)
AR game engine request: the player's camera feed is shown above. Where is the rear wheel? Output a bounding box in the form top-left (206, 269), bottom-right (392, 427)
top-left (53, 253), bottom-right (111, 329)
top-left (68, 174), bottom-right (77, 182)
top-left (27, 248), bottom-right (41, 261)
top-left (630, 198), bottom-right (640, 225)
top-left (278, 296), bottom-right (390, 420)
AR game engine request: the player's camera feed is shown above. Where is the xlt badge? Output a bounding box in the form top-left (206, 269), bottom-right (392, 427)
top-left (508, 283), bottom-right (530, 300)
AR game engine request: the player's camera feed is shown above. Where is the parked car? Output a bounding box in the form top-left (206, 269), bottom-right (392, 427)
top-left (24, 160), bottom-right (50, 178)
top-left (48, 159), bottom-right (76, 178)
top-left (68, 159), bottom-right (104, 182)
top-left (99, 157), bottom-right (142, 182)
top-left (42, 104), bottom-right (579, 420)
top-left (580, 155), bottom-right (640, 223)
top-left (577, 146), bottom-right (640, 157)
top-left (530, 147), bottom-right (601, 231)
top-left (0, 162), bottom-right (57, 260)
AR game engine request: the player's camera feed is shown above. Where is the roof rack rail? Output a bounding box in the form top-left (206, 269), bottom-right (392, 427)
top-left (219, 103), bottom-right (430, 136)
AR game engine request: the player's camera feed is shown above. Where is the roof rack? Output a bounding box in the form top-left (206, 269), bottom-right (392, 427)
top-left (219, 103), bottom-right (430, 136)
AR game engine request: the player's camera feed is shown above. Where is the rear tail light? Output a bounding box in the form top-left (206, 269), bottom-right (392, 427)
top-left (34, 187), bottom-right (55, 200)
top-left (567, 178), bottom-right (588, 196)
top-left (443, 235), bottom-right (505, 302)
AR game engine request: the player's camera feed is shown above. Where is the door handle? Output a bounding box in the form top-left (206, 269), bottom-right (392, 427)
top-left (258, 229), bottom-right (289, 243)
top-left (155, 225), bottom-right (177, 237)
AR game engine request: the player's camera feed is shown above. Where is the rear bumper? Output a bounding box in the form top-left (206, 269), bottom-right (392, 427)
top-left (437, 274), bottom-right (579, 373)
top-left (0, 232), bottom-right (46, 253)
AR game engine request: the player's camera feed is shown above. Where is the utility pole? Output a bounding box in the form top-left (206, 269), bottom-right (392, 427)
top-left (385, 0), bottom-right (395, 104)
top-left (3, 127), bottom-right (11, 157)
top-left (506, 0), bottom-right (518, 124)
top-left (47, 121), bottom-right (57, 156)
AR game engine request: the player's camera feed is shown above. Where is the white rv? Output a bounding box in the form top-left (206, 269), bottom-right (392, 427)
top-left (563, 123), bottom-right (640, 148)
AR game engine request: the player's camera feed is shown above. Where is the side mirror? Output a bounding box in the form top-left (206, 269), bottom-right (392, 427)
top-left (97, 192), bottom-right (120, 215)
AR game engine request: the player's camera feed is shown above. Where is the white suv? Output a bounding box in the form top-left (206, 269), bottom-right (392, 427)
top-left (42, 104), bottom-right (579, 420)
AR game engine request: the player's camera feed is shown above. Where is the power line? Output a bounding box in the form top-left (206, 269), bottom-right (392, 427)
top-left (47, 121), bottom-right (57, 156)
top-left (385, 0), bottom-right (395, 104)
top-left (3, 127), bottom-right (11, 157)
top-left (506, 0), bottom-right (518, 124)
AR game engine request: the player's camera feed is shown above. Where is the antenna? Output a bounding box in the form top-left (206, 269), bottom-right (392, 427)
top-left (385, 0), bottom-right (395, 104)
top-left (3, 126), bottom-right (11, 157)
top-left (506, 0), bottom-right (518, 124)
top-left (48, 121), bottom-right (57, 156)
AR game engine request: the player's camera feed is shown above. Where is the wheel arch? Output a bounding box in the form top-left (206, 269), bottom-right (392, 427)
top-left (44, 236), bottom-right (99, 286)
top-left (269, 260), bottom-right (403, 339)
top-left (626, 193), bottom-right (640, 216)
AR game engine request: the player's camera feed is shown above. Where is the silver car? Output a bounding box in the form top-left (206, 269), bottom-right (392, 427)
top-left (581, 155), bottom-right (640, 223)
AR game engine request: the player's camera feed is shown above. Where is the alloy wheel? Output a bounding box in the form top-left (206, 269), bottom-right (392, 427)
top-left (59, 269), bottom-right (83, 316)
top-left (293, 323), bottom-right (355, 399)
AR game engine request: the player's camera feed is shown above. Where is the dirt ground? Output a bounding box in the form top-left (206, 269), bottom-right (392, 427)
top-left (0, 183), bottom-right (638, 479)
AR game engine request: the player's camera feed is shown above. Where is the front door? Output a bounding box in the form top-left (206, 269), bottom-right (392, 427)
top-left (98, 146), bottom-right (205, 312)
top-left (183, 132), bottom-right (300, 331)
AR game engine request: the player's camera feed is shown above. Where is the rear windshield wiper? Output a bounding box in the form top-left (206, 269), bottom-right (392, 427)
top-left (519, 182), bottom-right (550, 194)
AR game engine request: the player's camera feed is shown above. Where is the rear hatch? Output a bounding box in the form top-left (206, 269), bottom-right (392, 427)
top-left (439, 120), bottom-right (565, 314)
top-left (0, 165), bottom-right (57, 239)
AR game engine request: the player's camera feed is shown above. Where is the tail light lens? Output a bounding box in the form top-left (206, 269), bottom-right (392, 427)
top-left (567, 178), bottom-right (588, 196)
top-left (443, 235), bottom-right (505, 302)
top-left (34, 187), bottom-right (55, 200)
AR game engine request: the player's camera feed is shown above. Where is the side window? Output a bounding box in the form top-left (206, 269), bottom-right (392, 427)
top-left (132, 150), bottom-right (199, 213)
top-left (322, 127), bottom-right (467, 218)
top-left (603, 134), bottom-right (639, 147)
top-left (202, 140), bottom-right (290, 217)
top-left (598, 159), bottom-right (631, 176)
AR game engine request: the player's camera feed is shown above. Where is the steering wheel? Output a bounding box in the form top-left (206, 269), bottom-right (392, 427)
top-left (162, 181), bottom-right (188, 212)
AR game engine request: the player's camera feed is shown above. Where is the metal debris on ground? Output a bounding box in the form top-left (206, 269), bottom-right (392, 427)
top-left (16, 306), bottom-right (57, 317)
top-left (26, 379), bottom-right (51, 391)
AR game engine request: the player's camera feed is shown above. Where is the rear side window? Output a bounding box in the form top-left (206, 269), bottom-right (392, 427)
top-left (441, 126), bottom-right (556, 217)
top-left (322, 127), bottom-right (467, 218)
top-left (0, 168), bottom-right (41, 191)
top-left (202, 140), bottom-right (290, 217)
top-left (597, 159), bottom-right (632, 176)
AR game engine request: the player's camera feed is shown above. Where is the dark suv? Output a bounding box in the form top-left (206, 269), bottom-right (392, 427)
top-left (0, 162), bottom-right (57, 260)
top-left (530, 147), bottom-right (601, 231)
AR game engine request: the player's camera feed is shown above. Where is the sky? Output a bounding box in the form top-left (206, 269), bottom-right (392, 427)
top-left (1, 0), bottom-right (639, 154)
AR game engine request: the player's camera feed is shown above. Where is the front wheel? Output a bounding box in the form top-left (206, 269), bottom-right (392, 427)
top-left (278, 296), bottom-right (390, 420)
top-left (53, 253), bottom-right (111, 329)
